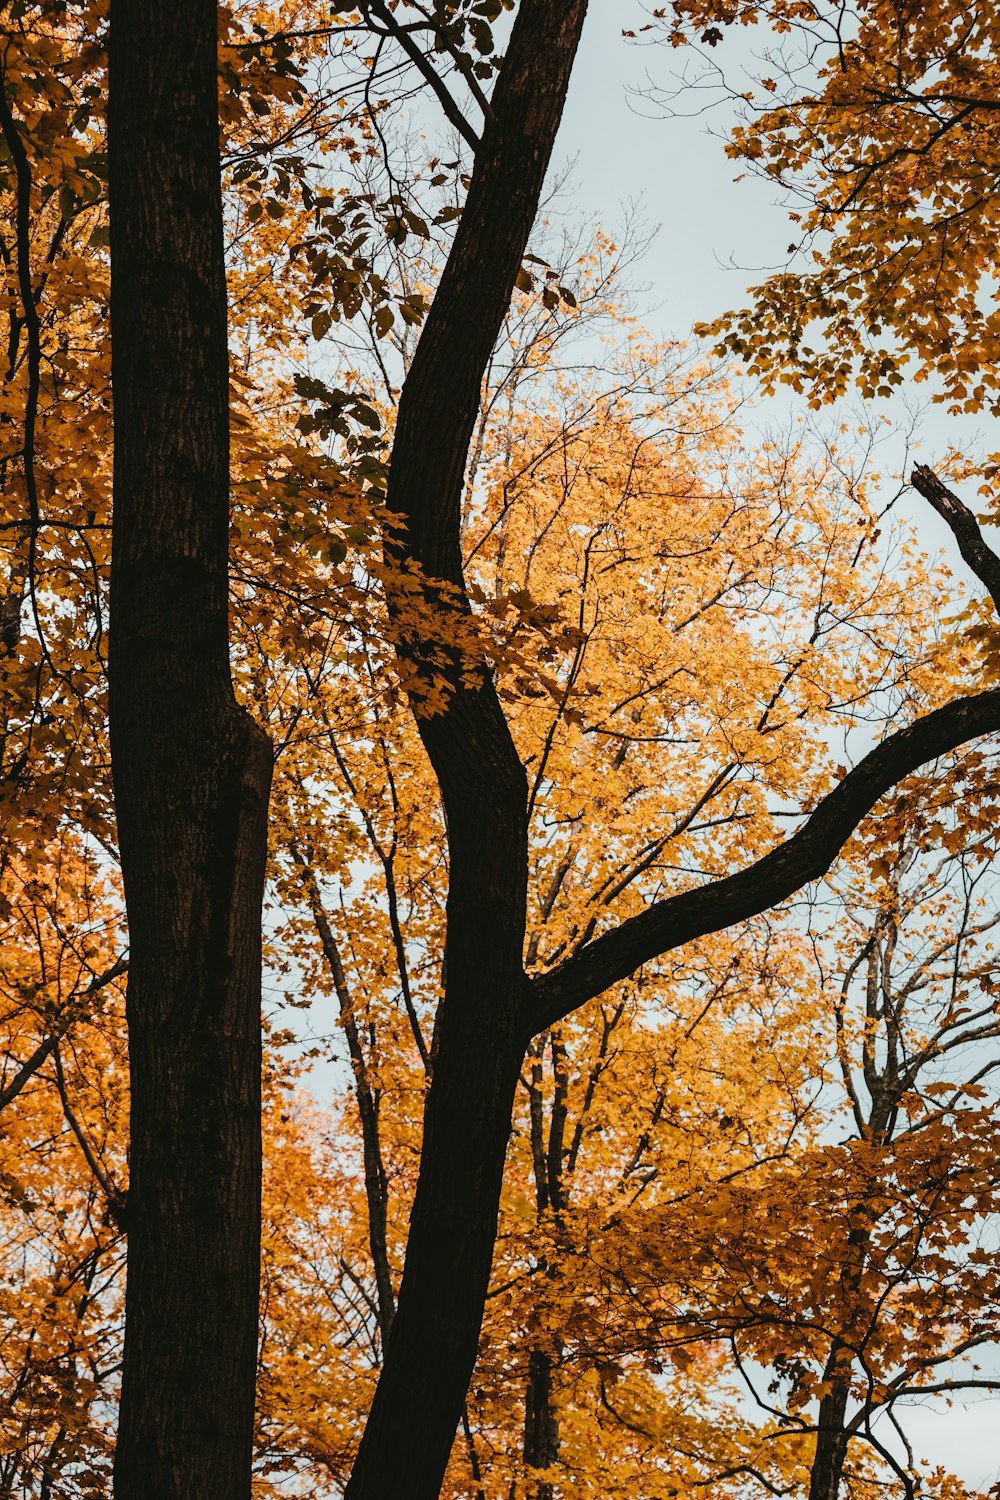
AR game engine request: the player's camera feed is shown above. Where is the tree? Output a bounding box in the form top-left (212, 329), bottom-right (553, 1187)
top-left (106, 5), bottom-right (274, 1498)
top-left (0, 831), bottom-right (362, 1497)
top-left (4, 3), bottom-right (395, 1493)
top-left (594, 772), bottom-right (1000, 1500)
top-left (274, 300), bottom-right (922, 1491)
top-left (267, 248), bottom-right (1000, 1498)
top-left (0, 4), bottom-right (473, 1492)
top-left (330, 4), bottom-right (1000, 1491)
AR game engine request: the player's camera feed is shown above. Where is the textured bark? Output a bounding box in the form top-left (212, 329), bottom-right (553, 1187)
top-left (347, 999), bottom-right (527, 1499)
top-left (108, 5), bottom-right (273, 1499)
top-left (806, 1208), bottom-right (875, 1500)
top-left (345, 3), bottom-right (589, 1496)
top-left (524, 1347), bottom-right (559, 1498)
top-left (808, 1373), bottom-right (852, 1500)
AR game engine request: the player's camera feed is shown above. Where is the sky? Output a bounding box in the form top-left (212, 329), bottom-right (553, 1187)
top-left (556, 5), bottom-right (993, 547)
top-left (555, 7), bottom-right (1000, 1489)
top-left (559, 6), bottom-right (785, 334)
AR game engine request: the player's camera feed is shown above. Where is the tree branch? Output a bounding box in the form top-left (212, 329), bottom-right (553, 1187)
top-left (0, 1034), bottom-right (57, 1113)
top-left (365, 1), bottom-right (481, 153)
top-left (404, 1), bottom-right (498, 126)
top-left (387, 0), bottom-right (589, 592)
top-left (0, 56), bottom-right (49, 668)
top-left (910, 464), bottom-right (1000, 615)
top-left (53, 1041), bottom-right (127, 1222)
top-left (0, 955), bottom-right (129, 1114)
top-left (530, 690), bottom-right (1000, 1031)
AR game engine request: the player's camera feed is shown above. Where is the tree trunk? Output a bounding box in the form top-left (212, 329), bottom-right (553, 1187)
top-left (808, 1369), bottom-right (851, 1500)
top-left (346, 6), bottom-right (589, 1493)
top-left (346, 940), bottom-right (529, 1499)
top-left (524, 1347), bottom-right (559, 1499)
top-left (108, 5), bottom-right (273, 1499)
top-left (523, 1036), bottom-right (566, 1498)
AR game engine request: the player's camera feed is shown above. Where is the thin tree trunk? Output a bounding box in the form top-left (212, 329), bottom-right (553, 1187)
top-left (296, 851), bottom-right (396, 1345)
top-left (808, 1372), bottom-right (851, 1500)
top-left (108, 5), bottom-right (272, 1498)
top-left (522, 1034), bottom-right (567, 1496)
top-left (809, 1221), bottom-right (867, 1500)
top-left (461, 1404), bottom-right (488, 1500)
top-left (0, 53), bottom-right (39, 795)
top-left (524, 1347), bottom-right (559, 1499)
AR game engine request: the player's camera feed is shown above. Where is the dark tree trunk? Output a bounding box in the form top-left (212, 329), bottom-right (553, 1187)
top-left (524, 1347), bottom-right (559, 1499)
top-left (522, 1036), bottom-right (566, 1498)
top-left (809, 1224), bottom-right (866, 1500)
top-left (108, 6), bottom-right (273, 1499)
top-left (808, 1374), bottom-right (851, 1500)
top-left (345, 3), bottom-right (589, 1496)
top-left (347, 983), bottom-right (528, 1498)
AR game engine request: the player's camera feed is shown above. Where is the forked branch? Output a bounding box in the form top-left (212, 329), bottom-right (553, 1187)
top-left (364, 0), bottom-right (482, 152)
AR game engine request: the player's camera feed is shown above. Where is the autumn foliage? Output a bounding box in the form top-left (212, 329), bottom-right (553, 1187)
top-left (1, 3), bottom-right (1000, 1499)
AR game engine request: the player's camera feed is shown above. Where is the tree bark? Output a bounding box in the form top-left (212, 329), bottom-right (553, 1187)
top-left (524, 1347), bottom-right (559, 1499)
top-left (108, 5), bottom-right (273, 1499)
top-left (809, 1373), bottom-right (851, 1500)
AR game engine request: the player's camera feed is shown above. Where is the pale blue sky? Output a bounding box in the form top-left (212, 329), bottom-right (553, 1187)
top-left (560, 5), bottom-right (783, 329)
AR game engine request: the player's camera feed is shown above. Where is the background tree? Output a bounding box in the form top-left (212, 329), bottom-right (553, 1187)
top-left (596, 776), bottom-right (1000, 1500)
